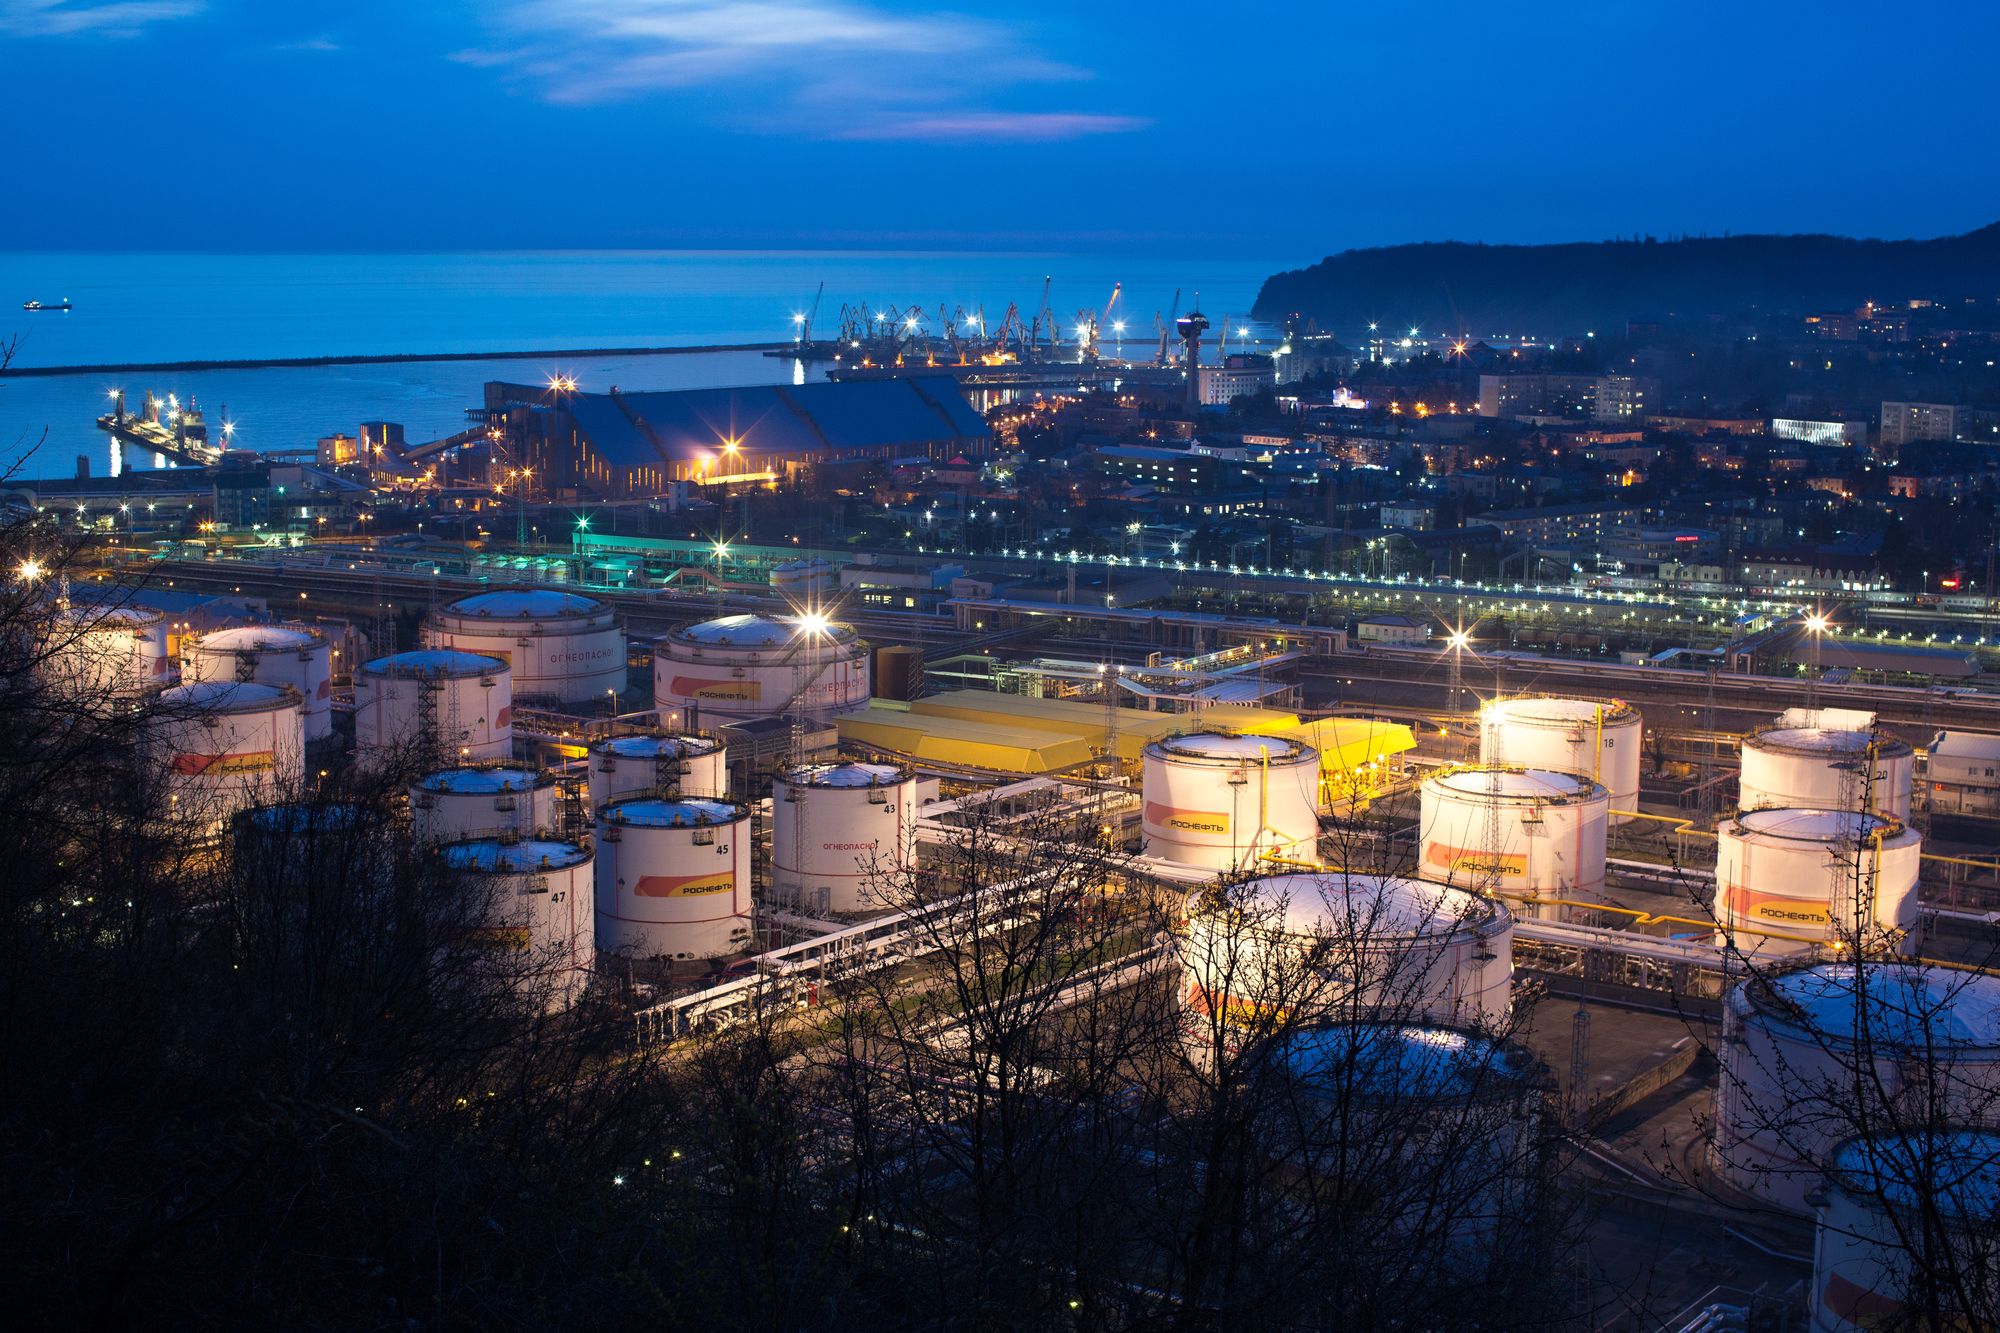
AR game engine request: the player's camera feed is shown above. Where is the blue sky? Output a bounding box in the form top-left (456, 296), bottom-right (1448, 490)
top-left (4, 0), bottom-right (1998, 256)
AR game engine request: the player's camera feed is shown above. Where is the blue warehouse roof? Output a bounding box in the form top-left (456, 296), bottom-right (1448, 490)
top-left (544, 377), bottom-right (988, 472)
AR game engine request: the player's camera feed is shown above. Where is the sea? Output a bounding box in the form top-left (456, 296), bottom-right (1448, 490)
top-left (0, 251), bottom-right (1286, 478)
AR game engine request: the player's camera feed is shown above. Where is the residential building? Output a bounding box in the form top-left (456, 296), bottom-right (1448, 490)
top-left (1465, 501), bottom-right (1643, 552)
top-left (1879, 401), bottom-right (1964, 449)
top-left (1196, 355), bottom-right (1278, 406)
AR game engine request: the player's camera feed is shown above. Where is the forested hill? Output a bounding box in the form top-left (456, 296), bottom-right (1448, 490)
top-left (1252, 224), bottom-right (2000, 335)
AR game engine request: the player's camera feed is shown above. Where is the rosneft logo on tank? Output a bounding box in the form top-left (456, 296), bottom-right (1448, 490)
top-left (1145, 802), bottom-right (1229, 836)
top-left (1424, 843), bottom-right (1526, 878)
top-left (316, 680), bottom-right (330, 700)
top-left (171, 751), bottom-right (275, 776)
top-left (633, 872), bottom-right (735, 898)
top-left (671, 676), bottom-right (762, 702)
top-left (1721, 883), bottom-right (1832, 927)
top-left (495, 707), bottom-right (512, 728)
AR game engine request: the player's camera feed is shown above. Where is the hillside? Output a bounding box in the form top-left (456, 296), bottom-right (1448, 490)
top-left (1252, 224), bottom-right (2000, 336)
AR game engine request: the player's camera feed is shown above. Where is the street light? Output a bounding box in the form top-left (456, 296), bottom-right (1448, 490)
top-left (18, 559), bottom-right (43, 584)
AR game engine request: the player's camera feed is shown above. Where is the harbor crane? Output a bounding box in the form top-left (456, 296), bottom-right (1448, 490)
top-left (1154, 288), bottom-right (1182, 366)
top-left (796, 281), bottom-right (824, 344)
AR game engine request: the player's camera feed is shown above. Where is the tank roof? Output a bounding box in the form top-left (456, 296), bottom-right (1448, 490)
top-left (785, 760), bottom-right (909, 788)
top-left (1224, 872), bottom-right (1502, 939)
top-left (56, 602), bottom-right (166, 628)
top-left (1731, 807), bottom-right (1909, 843)
top-left (1274, 1022), bottom-right (1538, 1102)
top-left (1428, 766), bottom-right (1604, 803)
top-left (362, 649), bottom-right (507, 678)
top-left (443, 588), bottom-right (604, 619)
top-left (1828, 1130), bottom-right (2000, 1217)
top-left (195, 624), bottom-right (324, 653)
top-left (1748, 725), bottom-right (1912, 757)
top-left (443, 838), bottom-right (589, 873)
top-left (665, 612), bottom-right (853, 650)
top-left (1486, 695), bottom-right (1636, 725)
top-left (415, 766), bottom-right (549, 795)
top-left (156, 679), bottom-right (294, 711)
top-left (242, 802), bottom-right (365, 834)
top-left (595, 732), bottom-right (722, 759)
top-left (1738, 963), bottom-right (2000, 1049)
top-left (601, 796), bottom-right (743, 827)
top-left (1150, 731), bottom-right (1313, 762)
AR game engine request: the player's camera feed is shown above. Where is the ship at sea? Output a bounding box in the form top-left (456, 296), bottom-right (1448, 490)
top-left (22, 298), bottom-right (72, 312)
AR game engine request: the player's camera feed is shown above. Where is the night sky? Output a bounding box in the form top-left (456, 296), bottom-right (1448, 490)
top-left (5, 0), bottom-right (1998, 255)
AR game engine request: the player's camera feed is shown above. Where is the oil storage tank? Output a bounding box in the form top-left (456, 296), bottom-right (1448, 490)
top-left (771, 761), bottom-right (918, 914)
top-left (595, 797), bottom-right (752, 960)
top-left (1714, 962), bottom-right (2000, 1215)
top-left (1418, 766), bottom-right (1609, 905)
top-left (1809, 1130), bottom-right (2000, 1332)
top-left (652, 613), bottom-right (869, 724)
top-left (424, 589), bottom-right (625, 705)
top-left (1715, 808), bottom-right (1921, 954)
top-left (144, 680), bottom-right (306, 830)
top-left (588, 732), bottom-right (728, 809)
top-left (1179, 872), bottom-right (1514, 1034)
top-left (183, 624), bottom-right (333, 741)
top-left (1480, 696), bottom-right (1642, 822)
top-left (42, 603), bottom-right (173, 700)
top-left (442, 838), bottom-right (596, 1013)
top-left (354, 650), bottom-right (511, 767)
top-left (411, 765), bottom-right (559, 843)
top-left (1739, 723), bottom-right (1914, 820)
top-left (1142, 732), bottom-right (1322, 872)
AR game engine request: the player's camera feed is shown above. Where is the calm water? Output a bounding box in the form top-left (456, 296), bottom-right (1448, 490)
top-left (0, 251), bottom-right (1284, 476)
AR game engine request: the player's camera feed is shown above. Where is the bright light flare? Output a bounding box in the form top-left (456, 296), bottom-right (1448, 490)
top-left (18, 559), bottom-right (44, 583)
top-left (1806, 613), bottom-right (1829, 633)
top-left (1447, 630), bottom-right (1472, 650)
top-left (794, 610), bottom-right (832, 639)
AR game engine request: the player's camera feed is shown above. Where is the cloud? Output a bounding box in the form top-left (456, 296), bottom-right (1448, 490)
top-left (462, 0), bottom-right (1142, 142)
top-left (0, 0), bottom-right (203, 37)
top-left (839, 112), bottom-right (1149, 142)
top-left (276, 35), bottom-right (340, 52)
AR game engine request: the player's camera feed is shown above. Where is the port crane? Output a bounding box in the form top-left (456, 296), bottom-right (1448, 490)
top-left (1154, 288), bottom-right (1182, 366)
top-left (1072, 281), bottom-right (1123, 361)
top-left (796, 282), bottom-right (824, 344)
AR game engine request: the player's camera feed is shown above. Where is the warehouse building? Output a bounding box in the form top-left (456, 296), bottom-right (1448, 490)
top-left (482, 376), bottom-right (991, 498)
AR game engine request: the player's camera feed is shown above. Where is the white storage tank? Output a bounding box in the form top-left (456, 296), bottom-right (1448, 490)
top-left (1810, 1130), bottom-right (2000, 1332)
top-left (442, 838), bottom-right (596, 1013)
top-left (771, 558), bottom-right (837, 599)
top-left (1259, 1021), bottom-right (1550, 1233)
top-left (354, 649), bottom-right (512, 768)
top-left (595, 797), bottom-right (753, 960)
top-left (183, 624), bottom-right (334, 741)
top-left (424, 588), bottom-right (626, 705)
top-left (772, 761), bottom-right (918, 914)
top-left (588, 732), bottom-right (728, 809)
top-left (1480, 696), bottom-right (1642, 823)
top-left (651, 613), bottom-right (869, 723)
top-left (1141, 732), bottom-right (1322, 872)
top-left (1714, 962), bottom-right (2000, 1215)
top-left (1418, 766), bottom-right (1609, 904)
top-left (144, 680), bottom-right (306, 830)
top-left (1180, 872), bottom-right (1514, 1033)
top-left (1716, 808), bottom-right (1921, 955)
top-left (43, 603), bottom-right (173, 699)
top-left (410, 765), bottom-right (559, 843)
top-left (1740, 724), bottom-right (1914, 820)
